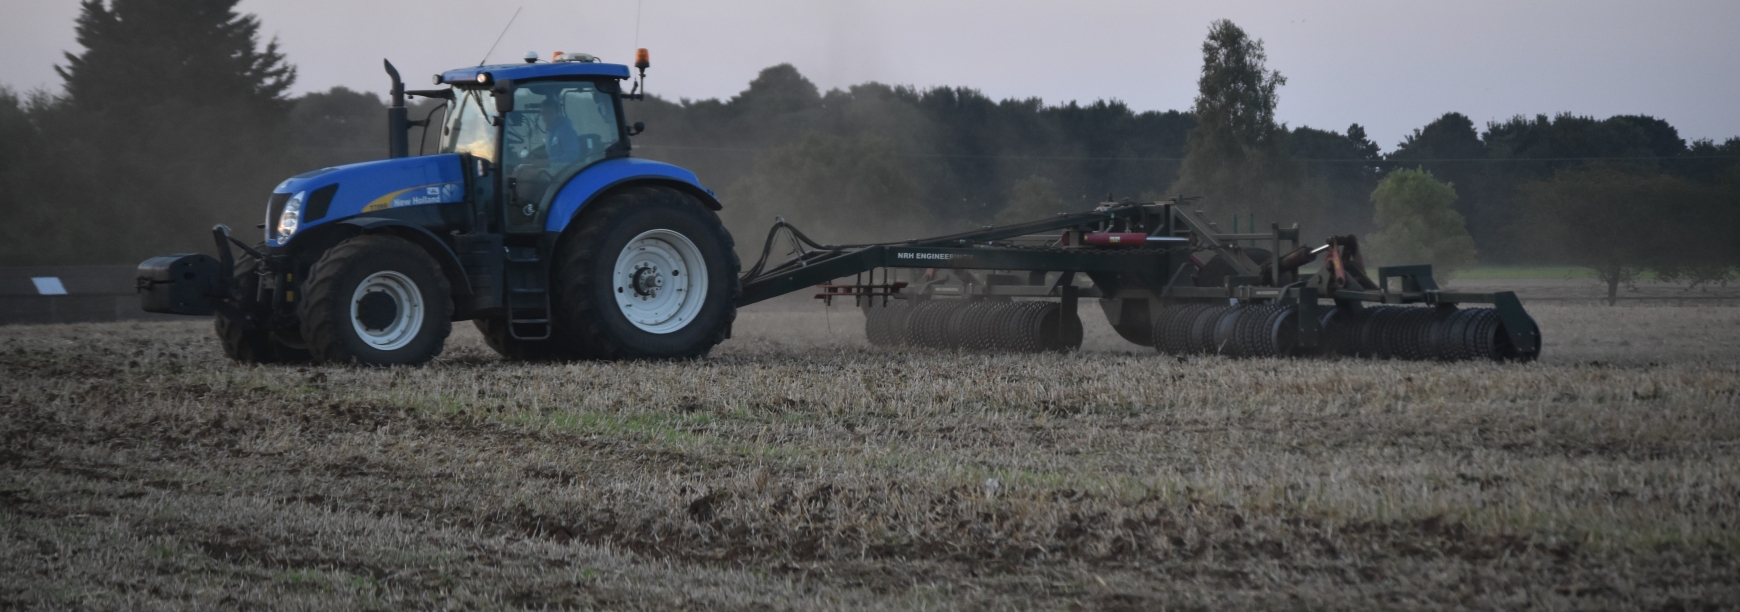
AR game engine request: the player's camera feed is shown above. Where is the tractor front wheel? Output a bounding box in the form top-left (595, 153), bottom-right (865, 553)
top-left (214, 244), bottom-right (310, 364)
top-left (300, 234), bottom-right (453, 366)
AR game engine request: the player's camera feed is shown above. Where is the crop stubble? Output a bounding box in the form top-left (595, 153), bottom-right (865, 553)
top-left (2, 303), bottom-right (1737, 609)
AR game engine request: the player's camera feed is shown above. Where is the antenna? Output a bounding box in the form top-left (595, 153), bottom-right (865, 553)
top-left (634, 0), bottom-right (644, 48)
top-left (478, 7), bottom-right (523, 66)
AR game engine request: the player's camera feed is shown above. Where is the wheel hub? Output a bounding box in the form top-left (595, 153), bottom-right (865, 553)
top-left (631, 264), bottom-right (664, 297)
top-left (355, 291), bottom-right (399, 331)
top-left (612, 229), bottom-right (709, 334)
top-left (348, 270), bottom-right (425, 351)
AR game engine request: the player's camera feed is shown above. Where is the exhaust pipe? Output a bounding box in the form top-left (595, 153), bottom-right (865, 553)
top-left (384, 59), bottom-right (408, 158)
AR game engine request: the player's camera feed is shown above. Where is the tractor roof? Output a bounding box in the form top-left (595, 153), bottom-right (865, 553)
top-left (438, 62), bottom-right (630, 85)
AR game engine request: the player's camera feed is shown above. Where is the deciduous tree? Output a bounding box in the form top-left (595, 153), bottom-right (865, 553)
top-left (1365, 168), bottom-right (1478, 278)
top-left (1524, 165), bottom-right (1718, 304)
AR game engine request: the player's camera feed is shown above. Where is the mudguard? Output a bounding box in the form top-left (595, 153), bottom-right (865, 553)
top-left (334, 217), bottom-right (471, 296)
top-left (267, 154), bottom-right (467, 246)
top-left (543, 157), bottom-right (721, 233)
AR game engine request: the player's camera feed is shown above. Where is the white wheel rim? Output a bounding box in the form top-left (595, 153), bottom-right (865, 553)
top-left (613, 229), bottom-right (708, 334)
top-left (350, 270), bottom-right (425, 351)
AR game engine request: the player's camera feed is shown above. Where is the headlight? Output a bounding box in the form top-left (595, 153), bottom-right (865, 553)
top-left (276, 191), bottom-right (305, 244)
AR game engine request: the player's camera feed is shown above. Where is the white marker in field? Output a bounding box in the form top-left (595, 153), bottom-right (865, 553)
top-left (32, 277), bottom-right (67, 295)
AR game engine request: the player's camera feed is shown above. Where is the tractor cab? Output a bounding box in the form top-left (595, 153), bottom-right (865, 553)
top-left (433, 59), bottom-right (633, 233)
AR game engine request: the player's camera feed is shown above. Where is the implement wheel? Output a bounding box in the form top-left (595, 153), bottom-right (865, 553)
top-left (300, 235), bottom-right (453, 366)
top-left (551, 189), bottom-right (739, 360)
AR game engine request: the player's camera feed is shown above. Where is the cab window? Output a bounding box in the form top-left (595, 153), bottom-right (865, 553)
top-left (441, 90), bottom-right (497, 163)
top-left (503, 81), bottom-right (620, 172)
top-left (499, 80), bottom-right (621, 231)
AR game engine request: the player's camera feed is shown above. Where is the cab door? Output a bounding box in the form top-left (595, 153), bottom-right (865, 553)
top-left (498, 79), bottom-right (625, 235)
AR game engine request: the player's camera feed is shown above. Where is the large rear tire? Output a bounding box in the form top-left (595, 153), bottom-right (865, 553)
top-left (300, 234), bottom-right (453, 366)
top-left (551, 189), bottom-right (738, 360)
top-left (215, 246), bottom-right (310, 364)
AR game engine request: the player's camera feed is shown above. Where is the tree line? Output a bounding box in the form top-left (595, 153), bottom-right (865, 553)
top-left (2, 3), bottom-right (1735, 300)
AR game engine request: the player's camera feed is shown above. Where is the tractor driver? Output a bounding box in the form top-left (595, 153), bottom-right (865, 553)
top-left (537, 98), bottom-right (581, 166)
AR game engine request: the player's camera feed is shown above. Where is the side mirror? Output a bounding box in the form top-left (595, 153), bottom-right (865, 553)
top-left (492, 81), bottom-right (514, 113)
top-left (629, 121), bottom-right (645, 136)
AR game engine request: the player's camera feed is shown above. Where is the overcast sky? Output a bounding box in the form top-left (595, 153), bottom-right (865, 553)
top-left (4, 0), bottom-right (1737, 150)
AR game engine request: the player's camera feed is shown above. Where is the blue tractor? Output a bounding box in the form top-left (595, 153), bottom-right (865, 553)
top-left (140, 50), bottom-right (740, 365)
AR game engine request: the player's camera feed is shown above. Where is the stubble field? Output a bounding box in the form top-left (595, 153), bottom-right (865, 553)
top-left (2, 294), bottom-right (1738, 610)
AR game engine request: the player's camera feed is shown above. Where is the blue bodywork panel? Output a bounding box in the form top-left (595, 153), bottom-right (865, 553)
top-left (271, 154), bottom-right (466, 245)
top-left (440, 62), bottom-right (630, 85)
top-left (544, 158), bottom-right (718, 233)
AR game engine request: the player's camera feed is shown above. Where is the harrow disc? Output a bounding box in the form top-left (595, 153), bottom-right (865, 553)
top-left (1225, 304), bottom-right (1264, 358)
top-left (1360, 307), bottom-right (1405, 358)
top-left (1259, 305), bottom-right (1301, 357)
top-left (1151, 303), bottom-right (1211, 355)
top-left (863, 302), bottom-right (910, 346)
top-left (1441, 308), bottom-right (1483, 361)
top-left (885, 299), bottom-right (1082, 353)
top-left (1145, 300), bottom-right (1538, 362)
top-left (980, 302), bottom-right (1031, 352)
top-left (1189, 305), bottom-right (1231, 355)
top-left (1385, 307), bottom-right (1437, 360)
top-left (1463, 308), bottom-right (1505, 361)
top-left (1169, 304), bottom-right (1212, 355)
top-left (1209, 304), bottom-right (1250, 355)
top-left (1239, 304), bottom-right (1282, 357)
top-left (902, 300), bottom-right (958, 348)
top-left (1034, 301), bottom-right (1084, 352)
top-left (1422, 306), bottom-right (1462, 361)
top-left (999, 301), bottom-right (1082, 353)
top-left (1309, 305), bottom-right (1344, 356)
top-left (977, 301), bottom-right (1022, 351)
top-left (1328, 307), bottom-right (1369, 357)
top-left (942, 302), bottom-right (981, 349)
top-left (960, 301), bottom-right (1008, 351)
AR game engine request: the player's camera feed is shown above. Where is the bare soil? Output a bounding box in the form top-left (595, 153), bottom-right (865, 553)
top-left (3, 295), bottom-right (1738, 610)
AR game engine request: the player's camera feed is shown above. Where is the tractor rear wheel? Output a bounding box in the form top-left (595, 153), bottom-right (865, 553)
top-left (214, 247), bottom-right (311, 364)
top-left (551, 189), bottom-right (738, 360)
top-left (300, 234), bottom-right (453, 366)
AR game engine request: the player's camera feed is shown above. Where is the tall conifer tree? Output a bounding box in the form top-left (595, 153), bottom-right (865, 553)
top-left (1174, 20), bottom-right (1304, 230)
top-left (43, 0), bottom-right (297, 263)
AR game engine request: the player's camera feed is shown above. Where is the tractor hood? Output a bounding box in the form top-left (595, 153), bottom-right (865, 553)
top-left (267, 154), bottom-right (467, 245)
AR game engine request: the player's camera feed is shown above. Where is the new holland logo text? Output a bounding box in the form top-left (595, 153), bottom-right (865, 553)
top-left (895, 251), bottom-right (952, 260)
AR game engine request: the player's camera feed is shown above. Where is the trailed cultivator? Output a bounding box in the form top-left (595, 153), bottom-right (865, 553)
top-left (741, 199), bottom-right (1541, 361)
